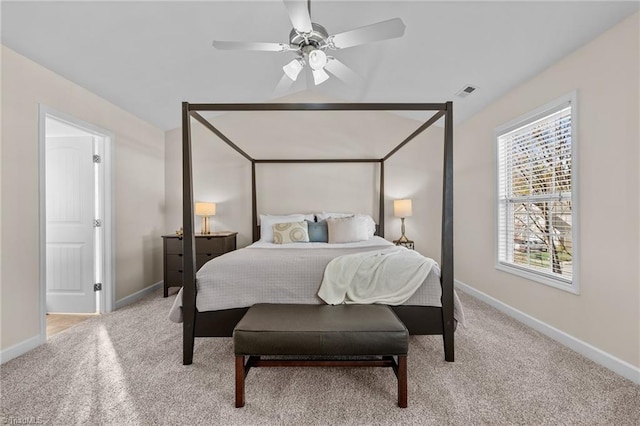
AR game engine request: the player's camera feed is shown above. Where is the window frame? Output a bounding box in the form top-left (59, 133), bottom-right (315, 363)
top-left (494, 91), bottom-right (579, 294)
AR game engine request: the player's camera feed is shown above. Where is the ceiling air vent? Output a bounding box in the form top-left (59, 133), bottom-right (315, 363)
top-left (456, 84), bottom-right (478, 98)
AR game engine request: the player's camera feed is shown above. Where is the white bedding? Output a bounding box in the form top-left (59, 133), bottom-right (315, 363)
top-left (250, 236), bottom-right (394, 249)
top-left (319, 246), bottom-right (437, 305)
top-left (169, 237), bottom-right (464, 324)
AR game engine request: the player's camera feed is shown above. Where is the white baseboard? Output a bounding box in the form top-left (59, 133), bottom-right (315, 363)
top-left (115, 281), bottom-right (163, 310)
top-left (455, 280), bottom-right (640, 385)
top-left (0, 334), bottom-right (46, 365)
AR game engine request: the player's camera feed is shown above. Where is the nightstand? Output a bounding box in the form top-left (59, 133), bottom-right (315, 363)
top-left (162, 232), bottom-right (237, 297)
top-left (393, 239), bottom-right (414, 250)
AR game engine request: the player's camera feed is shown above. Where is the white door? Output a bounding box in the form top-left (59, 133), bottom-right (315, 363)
top-left (46, 136), bottom-right (96, 313)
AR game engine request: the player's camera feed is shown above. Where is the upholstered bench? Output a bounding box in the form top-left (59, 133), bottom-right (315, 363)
top-left (233, 303), bottom-right (409, 408)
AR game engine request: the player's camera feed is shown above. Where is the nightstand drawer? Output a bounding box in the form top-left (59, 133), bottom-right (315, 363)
top-left (165, 238), bottom-right (183, 254)
top-left (165, 254), bottom-right (184, 271)
top-left (196, 254), bottom-right (217, 270)
top-left (162, 232), bottom-right (237, 297)
top-left (166, 271), bottom-right (183, 286)
top-left (167, 254), bottom-right (214, 272)
top-left (196, 237), bottom-right (233, 254)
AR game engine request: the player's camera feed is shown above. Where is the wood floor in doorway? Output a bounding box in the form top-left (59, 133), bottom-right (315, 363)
top-left (46, 314), bottom-right (96, 338)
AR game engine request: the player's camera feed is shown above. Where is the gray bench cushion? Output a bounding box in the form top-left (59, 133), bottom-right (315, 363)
top-left (234, 304), bottom-right (408, 356)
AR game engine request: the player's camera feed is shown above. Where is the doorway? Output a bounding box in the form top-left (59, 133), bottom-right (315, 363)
top-left (39, 106), bottom-right (114, 338)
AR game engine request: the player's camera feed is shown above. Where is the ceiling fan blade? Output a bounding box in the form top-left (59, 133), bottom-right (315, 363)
top-left (273, 72), bottom-right (295, 97)
top-left (212, 40), bottom-right (291, 52)
top-left (283, 0), bottom-right (313, 33)
top-left (324, 57), bottom-right (362, 86)
top-left (329, 18), bottom-right (406, 49)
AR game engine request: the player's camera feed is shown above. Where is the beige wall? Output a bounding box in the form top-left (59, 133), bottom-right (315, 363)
top-left (164, 93), bottom-right (445, 257)
top-left (455, 14), bottom-right (639, 367)
top-left (1, 46), bottom-right (165, 351)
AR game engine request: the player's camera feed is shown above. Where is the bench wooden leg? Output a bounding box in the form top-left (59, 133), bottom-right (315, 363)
top-left (235, 356), bottom-right (245, 408)
top-left (398, 355), bottom-right (407, 408)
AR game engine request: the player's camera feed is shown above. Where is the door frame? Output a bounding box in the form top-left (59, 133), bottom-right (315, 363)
top-left (38, 105), bottom-right (115, 336)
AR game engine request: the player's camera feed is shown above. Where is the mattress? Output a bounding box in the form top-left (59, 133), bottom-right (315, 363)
top-left (169, 237), bottom-right (464, 323)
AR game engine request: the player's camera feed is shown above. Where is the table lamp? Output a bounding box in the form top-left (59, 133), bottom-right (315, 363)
top-left (195, 202), bottom-right (216, 234)
top-left (393, 199), bottom-right (412, 243)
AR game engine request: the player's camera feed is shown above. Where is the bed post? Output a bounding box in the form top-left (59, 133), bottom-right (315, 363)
top-left (182, 102), bottom-right (197, 365)
top-left (379, 160), bottom-right (385, 237)
top-left (251, 161), bottom-right (258, 242)
top-left (441, 101), bottom-right (455, 362)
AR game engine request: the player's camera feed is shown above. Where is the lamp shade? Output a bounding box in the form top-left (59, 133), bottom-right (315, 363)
top-left (283, 59), bottom-right (303, 81)
top-left (312, 68), bottom-right (330, 85)
top-left (308, 49), bottom-right (327, 70)
top-left (393, 199), bottom-right (412, 218)
top-left (195, 202), bottom-right (216, 216)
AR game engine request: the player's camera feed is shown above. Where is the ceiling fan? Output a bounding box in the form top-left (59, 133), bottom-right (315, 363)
top-left (212, 0), bottom-right (406, 87)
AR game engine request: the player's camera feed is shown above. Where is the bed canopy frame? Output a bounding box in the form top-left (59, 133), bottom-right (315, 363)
top-left (181, 101), bottom-right (454, 365)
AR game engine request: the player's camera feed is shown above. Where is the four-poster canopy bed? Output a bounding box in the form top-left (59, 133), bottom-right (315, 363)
top-left (180, 101), bottom-right (454, 366)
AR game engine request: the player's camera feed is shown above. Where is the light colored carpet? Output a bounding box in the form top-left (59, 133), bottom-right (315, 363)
top-left (1, 290), bottom-right (638, 425)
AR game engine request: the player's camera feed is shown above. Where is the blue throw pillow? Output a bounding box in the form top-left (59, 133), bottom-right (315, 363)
top-left (306, 220), bottom-right (328, 243)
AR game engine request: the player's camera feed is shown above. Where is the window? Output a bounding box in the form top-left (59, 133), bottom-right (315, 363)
top-left (496, 93), bottom-right (578, 293)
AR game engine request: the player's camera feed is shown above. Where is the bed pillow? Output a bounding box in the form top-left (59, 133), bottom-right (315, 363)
top-left (306, 220), bottom-right (328, 242)
top-left (326, 216), bottom-right (372, 243)
top-left (300, 213), bottom-right (316, 222)
top-left (260, 214), bottom-right (306, 242)
top-left (357, 214), bottom-right (377, 237)
top-left (315, 212), bottom-right (353, 221)
top-left (273, 221), bottom-right (310, 244)
top-left (318, 213), bottom-right (376, 237)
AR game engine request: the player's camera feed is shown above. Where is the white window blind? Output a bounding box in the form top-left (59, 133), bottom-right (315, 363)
top-left (497, 99), bottom-right (575, 288)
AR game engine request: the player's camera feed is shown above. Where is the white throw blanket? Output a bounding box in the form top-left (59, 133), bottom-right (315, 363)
top-left (318, 247), bottom-right (436, 305)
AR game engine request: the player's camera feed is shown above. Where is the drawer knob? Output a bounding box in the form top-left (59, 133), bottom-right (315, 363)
top-left (178, 254), bottom-right (183, 257)
top-left (178, 270), bottom-right (183, 273)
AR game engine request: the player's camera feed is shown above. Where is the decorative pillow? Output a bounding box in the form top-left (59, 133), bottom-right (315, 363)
top-left (260, 214), bottom-right (306, 242)
top-left (273, 221), bottom-right (310, 244)
top-left (326, 216), bottom-right (371, 244)
top-left (306, 220), bottom-right (328, 242)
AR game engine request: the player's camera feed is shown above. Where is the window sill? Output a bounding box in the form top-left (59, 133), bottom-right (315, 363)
top-left (495, 262), bottom-right (579, 295)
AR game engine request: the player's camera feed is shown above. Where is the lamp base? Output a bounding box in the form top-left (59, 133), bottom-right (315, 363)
top-left (397, 217), bottom-right (409, 243)
top-left (201, 216), bottom-right (211, 234)
top-left (396, 234), bottom-right (410, 243)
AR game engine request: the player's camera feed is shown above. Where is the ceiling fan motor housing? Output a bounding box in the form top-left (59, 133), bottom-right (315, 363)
top-left (289, 23), bottom-right (329, 52)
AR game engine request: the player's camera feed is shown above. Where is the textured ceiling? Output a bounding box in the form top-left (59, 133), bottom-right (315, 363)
top-left (2, 1), bottom-right (637, 130)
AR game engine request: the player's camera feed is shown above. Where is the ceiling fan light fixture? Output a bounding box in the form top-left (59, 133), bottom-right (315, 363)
top-left (283, 58), bottom-right (304, 81)
top-left (212, 2), bottom-right (406, 88)
top-left (312, 68), bottom-right (330, 85)
top-left (308, 49), bottom-right (327, 70)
